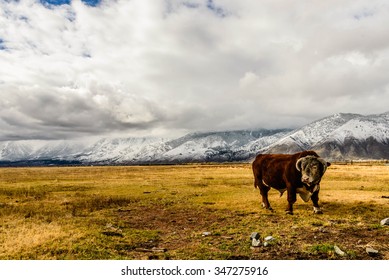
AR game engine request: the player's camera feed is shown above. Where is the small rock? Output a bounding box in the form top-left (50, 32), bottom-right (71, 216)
top-left (251, 238), bottom-right (261, 247)
top-left (151, 247), bottom-right (167, 253)
top-left (334, 245), bottom-right (346, 256)
top-left (250, 232), bottom-right (261, 247)
top-left (380, 218), bottom-right (389, 226)
top-left (366, 247), bottom-right (379, 255)
top-left (135, 248), bottom-right (167, 253)
top-left (202, 231), bottom-right (212, 236)
top-left (250, 232), bottom-right (260, 240)
top-left (263, 242), bottom-right (269, 247)
top-left (221, 236), bottom-right (233, 240)
top-left (264, 236), bottom-right (274, 242)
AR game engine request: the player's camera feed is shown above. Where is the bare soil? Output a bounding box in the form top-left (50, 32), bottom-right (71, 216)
top-left (115, 202), bottom-right (389, 260)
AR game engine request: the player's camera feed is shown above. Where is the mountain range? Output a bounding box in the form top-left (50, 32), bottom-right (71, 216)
top-left (1, 112), bottom-right (388, 166)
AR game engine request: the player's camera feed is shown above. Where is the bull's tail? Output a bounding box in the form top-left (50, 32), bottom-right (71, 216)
top-left (252, 154), bottom-right (263, 190)
top-left (253, 178), bottom-right (258, 189)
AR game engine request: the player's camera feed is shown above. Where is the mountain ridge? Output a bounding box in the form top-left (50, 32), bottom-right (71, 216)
top-left (1, 112), bottom-right (388, 165)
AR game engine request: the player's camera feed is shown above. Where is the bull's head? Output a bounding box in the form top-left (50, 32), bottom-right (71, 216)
top-left (296, 156), bottom-right (330, 189)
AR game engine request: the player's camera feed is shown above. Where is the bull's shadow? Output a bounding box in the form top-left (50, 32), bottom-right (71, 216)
top-left (320, 200), bottom-right (387, 219)
top-left (266, 199), bottom-right (388, 222)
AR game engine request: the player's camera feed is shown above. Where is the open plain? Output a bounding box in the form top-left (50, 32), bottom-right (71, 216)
top-left (0, 163), bottom-right (388, 260)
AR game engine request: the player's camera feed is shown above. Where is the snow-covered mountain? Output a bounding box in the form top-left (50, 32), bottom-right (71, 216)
top-left (158, 129), bottom-right (289, 163)
top-left (314, 112), bottom-right (389, 160)
top-left (265, 112), bottom-right (389, 160)
top-left (264, 113), bottom-right (360, 153)
top-left (0, 112), bottom-right (388, 165)
top-left (0, 129), bottom-right (290, 165)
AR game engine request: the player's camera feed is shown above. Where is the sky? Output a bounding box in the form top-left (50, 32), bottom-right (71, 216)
top-left (1, 0), bottom-right (389, 141)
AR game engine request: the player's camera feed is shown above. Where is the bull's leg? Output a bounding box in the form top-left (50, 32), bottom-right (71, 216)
top-left (286, 189), bottom-right (296, 215)
top-left (256, 179), bottom-right (272, 211)
top-left (311, 188), bottom-right (323, 214)
top-left (260, 186), bottom-right (272, 210)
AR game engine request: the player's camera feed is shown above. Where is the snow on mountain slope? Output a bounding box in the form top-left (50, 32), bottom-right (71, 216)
top-left (326, 112), bottom-right (389, 143)
top-left (0, 141), bottom-right (45, 161)
top-left (266, 113), bottom-right (362, 152)
top-left (78, 137), bottom-right (167, 163)
top-left (0, 137), bottom-right (169, 163)
top-left (0, 112), bottom-right (388, 164)
top-left (34, 140), bottom-right (91, 160)
top-left (0, 129), bottom-right (289, 164)
top-left (160, 130), bottom-right (289, 162)
top-left (241, 131), bottom-right (292, 154)
top-left (311, 112), bottom-right (389, 160)
top-left (265, 112), bottom-right (389, 160)
top-left (163, 135), bottom-right (228, 161)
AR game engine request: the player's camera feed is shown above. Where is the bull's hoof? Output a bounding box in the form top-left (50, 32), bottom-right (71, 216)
top-left (263, 207), bottom-right (274, 212)
top-left (262, 203), bottom-right (273, 211)
top-left (285, 210), bottom-right (293, 215)
top-left (313, 207), bottom-right (323, 214)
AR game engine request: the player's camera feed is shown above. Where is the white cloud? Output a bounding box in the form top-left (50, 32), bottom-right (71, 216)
top-left (1, 0), bottom-right (389, 140)
top-left (239, 72), bottom-right (260, 89)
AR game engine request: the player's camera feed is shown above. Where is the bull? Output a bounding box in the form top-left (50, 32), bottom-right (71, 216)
top-left (252, 151), bottom-right (330, 215)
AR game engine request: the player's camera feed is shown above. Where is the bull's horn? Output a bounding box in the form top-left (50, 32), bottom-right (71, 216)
top-left (317, 158), bottom-right (328, 173)
top-left (296, 157), bottom-right (304, 171)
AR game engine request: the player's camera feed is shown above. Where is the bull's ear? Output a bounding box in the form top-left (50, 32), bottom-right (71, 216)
top-left (296, 157), bottom-right (304, 171)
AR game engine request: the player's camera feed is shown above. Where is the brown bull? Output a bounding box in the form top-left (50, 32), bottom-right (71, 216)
top-left (252, 151), bottom-right (330, 215)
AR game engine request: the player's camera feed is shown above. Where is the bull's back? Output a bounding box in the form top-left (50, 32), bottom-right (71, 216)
top-left (252, 153), bottom-right (294, 179)
top-left (252, 151), bottom-right (319, 187)
top-left (253, 151), bottom-right (319, 172)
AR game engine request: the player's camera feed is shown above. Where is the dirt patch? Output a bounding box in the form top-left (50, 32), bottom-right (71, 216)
top-left (115, 204), bottom-right (389, 260)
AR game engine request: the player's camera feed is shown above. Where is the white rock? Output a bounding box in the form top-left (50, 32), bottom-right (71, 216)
top-left (264, 236), bottom-right (275, 242)
top-left (252, 238), bottom-right (261, 247)
top-left (250, 232), bottom-right (260, 240)
top-left (334, 245), bottom-right (346, 256)
top-left (380, 218), bottom-right (389, 226)
top-left (366, 247), bottom-right (379, 255)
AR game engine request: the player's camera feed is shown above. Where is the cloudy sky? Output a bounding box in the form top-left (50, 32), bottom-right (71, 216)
top-left (1, 0), bottom-right (389, 141)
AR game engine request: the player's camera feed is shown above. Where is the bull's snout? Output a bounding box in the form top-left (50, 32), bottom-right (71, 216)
top-left (301, 175), bottom-right (310, 184)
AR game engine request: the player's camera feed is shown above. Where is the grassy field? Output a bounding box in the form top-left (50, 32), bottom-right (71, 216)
top-left (0, 163), bottom-right (388, 260)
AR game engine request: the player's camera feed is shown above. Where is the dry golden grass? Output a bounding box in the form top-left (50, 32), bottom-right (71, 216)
top-left (0, 164), bottom-right (388, 259)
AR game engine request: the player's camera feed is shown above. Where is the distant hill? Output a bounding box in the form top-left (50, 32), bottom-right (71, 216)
top-left (0, 112), bottom-right (388, 165)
